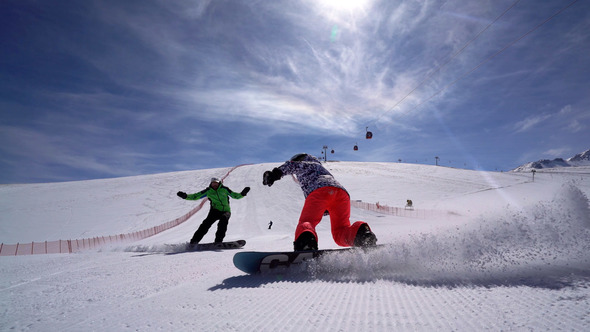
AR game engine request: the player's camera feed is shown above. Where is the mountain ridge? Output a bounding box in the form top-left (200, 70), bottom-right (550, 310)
top-left (512, 149), bottom-right (590, 172)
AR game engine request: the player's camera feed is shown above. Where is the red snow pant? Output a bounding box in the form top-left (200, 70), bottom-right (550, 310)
top-left (295, 186), bottom-right (366, 247)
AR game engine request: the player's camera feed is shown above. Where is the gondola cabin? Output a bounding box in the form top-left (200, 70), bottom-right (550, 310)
top-left (366, 127), bottom-right (373, 139)
top-left (353, 144), bottom-right (358, 151)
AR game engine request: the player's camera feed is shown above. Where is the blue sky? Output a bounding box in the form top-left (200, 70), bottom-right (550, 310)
top-left (1, 0), bottom-right (589, 183)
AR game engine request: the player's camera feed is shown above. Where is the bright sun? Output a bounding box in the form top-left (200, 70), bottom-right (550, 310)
top-left (319, 0), bottom-right (369, 12)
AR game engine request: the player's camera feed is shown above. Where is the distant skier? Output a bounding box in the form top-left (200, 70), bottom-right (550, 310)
top-left (262, 153), bottom-right (377, 251)
top-left (177, 178), bottom-right (250, 247)
top-left (268, 221), bottom-right (273, 230)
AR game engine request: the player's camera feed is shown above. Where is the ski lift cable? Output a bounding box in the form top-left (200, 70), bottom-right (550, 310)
top-left (369, 0), bottom-right (578, 125)
top-left (335, 0), bottom-right (577, 152)
top-left (340, 0), bottom-right (577, 148)
top-left (372, 0), bottom-right (522, 125)
top-left (346, 0), bottom-right (520, 143)
top-left (394, 0), bottom-right (580, 118)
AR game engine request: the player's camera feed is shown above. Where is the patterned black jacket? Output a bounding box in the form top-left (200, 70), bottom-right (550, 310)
top-left (277, 154), bottom-right (348, 198)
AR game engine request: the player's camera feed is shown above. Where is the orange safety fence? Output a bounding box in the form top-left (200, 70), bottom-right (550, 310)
top-left (350, 200), bottom-right (453, 220)
top-left (0, 165), bottom-right (246, 256)
top-left (0, 200), bottom-right (207, 256)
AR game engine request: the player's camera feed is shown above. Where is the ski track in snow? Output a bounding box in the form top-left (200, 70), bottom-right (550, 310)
top-left (1, 163), bottom-right (590, 331)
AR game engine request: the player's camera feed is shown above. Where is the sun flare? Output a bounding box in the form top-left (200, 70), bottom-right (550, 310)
top-left (319, 0), bottom-right (370, 12)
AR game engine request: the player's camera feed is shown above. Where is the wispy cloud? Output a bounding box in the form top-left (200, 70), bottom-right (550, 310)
top-left (0, 125), bottom-right (129, 180)
top-left (542, 148), bottom-right (570, 158)
top-left (511, 103), bottom-right (589, 134)
top-left (513, 113), bottom-right (553, 133)
top-left (1, 0), bottom-right (589, 182)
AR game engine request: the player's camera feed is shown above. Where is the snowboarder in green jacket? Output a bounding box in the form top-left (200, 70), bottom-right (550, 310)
top-left (177, 177), bottom-right (250, 247)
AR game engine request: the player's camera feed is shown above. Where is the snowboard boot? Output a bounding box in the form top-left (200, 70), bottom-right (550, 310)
top-left (353, 224), bottom-right (377, 247)
top-left (293, 232), bottom-right (318, 251)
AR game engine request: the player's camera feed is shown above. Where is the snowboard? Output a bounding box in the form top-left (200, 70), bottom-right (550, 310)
top-left (165, 240), bottom-right (246, 253)
top-left (233, 245), bottom-right (381, 274)
top-left (192, 240), bottom-right (246, 251)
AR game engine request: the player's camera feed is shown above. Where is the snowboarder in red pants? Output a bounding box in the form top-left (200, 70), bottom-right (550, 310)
top-left (263, 153), bottom-right (377, 251)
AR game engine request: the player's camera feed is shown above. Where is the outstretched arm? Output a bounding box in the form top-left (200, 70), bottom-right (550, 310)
top-left (177, 189), bottom-right (208, 200)
top-left (263, 168), bottom-right (283, 187)
top-left (229, 187), bottom-right (250, 199)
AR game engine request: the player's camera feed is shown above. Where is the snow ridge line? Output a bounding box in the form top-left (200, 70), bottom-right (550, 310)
top-left (0, 164), bottom-right (250, 257)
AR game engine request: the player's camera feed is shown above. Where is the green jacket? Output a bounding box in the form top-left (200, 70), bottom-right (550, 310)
top-left (186, 185), bottom-right (244, 212)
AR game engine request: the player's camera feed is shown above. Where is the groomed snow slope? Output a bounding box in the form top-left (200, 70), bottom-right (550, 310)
top-left (1, 162), bottom-right (590, 331)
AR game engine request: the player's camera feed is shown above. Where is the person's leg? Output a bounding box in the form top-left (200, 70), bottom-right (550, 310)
top-left (190, 209), bottom-right (220, 244)
top-left (327, 188), bottom-right (366, 246)
top-left (294, 188), bottom-right (330, 242)
top-left (214, 212), bottom-right (231, 242)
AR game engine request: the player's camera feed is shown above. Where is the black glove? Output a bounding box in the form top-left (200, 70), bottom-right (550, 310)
top-left (263, 168), bottom-right (283, 187)
top-left (240, 187), bottom-right (250, 196)
top-left (177, 191), bottom-right (188, 199)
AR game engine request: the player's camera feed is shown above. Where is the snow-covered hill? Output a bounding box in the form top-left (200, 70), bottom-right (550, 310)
top-left (569, 149), bottom-right (590, 166)
top-left (512, 148), bottom-right (590, 171)
top-left (1, 162), bottom-right (589, 331)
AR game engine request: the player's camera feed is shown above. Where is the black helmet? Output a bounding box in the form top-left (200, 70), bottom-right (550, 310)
top-left (290, 153), bottom-right (308, 162)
